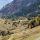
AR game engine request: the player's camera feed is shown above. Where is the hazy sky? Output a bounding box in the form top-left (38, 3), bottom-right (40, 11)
top-left (0, 0), bottom-right (13, 9)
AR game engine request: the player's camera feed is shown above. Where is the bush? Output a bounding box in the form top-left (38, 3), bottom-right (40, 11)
top-left (28, 16), bottom-right (40, 28)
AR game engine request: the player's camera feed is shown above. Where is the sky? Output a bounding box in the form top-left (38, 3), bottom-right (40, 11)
top-left (0, 0), bottom-right (13, 9)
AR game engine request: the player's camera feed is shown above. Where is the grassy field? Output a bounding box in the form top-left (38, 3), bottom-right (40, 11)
top-left (0, 18), bottom-right (40, 40)
top-left (0, 26), bottom-right (40, 40)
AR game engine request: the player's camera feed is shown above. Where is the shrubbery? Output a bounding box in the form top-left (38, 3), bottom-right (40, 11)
top-left (28, 16), bottom-right (40, 28)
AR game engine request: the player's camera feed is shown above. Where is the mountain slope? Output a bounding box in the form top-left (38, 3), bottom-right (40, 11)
top-left (0, 0), bottom-right (40, 18)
